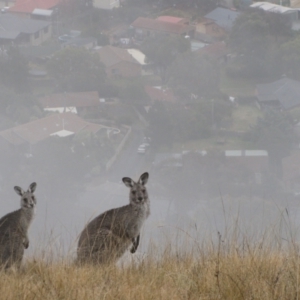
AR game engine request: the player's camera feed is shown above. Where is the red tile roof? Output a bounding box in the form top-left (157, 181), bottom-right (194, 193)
top-left (96, 45), bottom-right (139, 67)
top-left (131, 17), bottom-right (191, 35)
top-left (38, 91), bottom-right (100, 109)
top-left (145, 86), bottom-right (176, 103)
top-left (0, 113), bottom-right (107, 145)
top-left (9, 0), bottom-right (63, 14)
top-left (156, 16), bottom-right (185, 24)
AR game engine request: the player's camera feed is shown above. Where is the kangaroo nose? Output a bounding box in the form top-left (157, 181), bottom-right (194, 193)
top-left (138, 197), bottom-right (143, 201)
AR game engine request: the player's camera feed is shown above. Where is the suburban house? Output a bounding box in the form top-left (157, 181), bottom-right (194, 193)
top-left (145, 86), bottom-right (177, 103)
top-left (38, 91), bottom-right (102, 115)
top-left (250, 2), bottom-right (300, 30)
top-left (7, 0), bottom-right (63, 18)
top-left (130, 16), bottom-right (195, 38)
top-left (256, 77), bottom-right (300, 110)
top-left (96, 45), bottom-right (147, 77)
top-left (0, 14), bottom-right (52, 46)
top-left (0, 113), bottom-right (117, 153)
top-left (197, 7), bottom-right (240, 40)
top-left (93, 0), bottom-right (120, 10)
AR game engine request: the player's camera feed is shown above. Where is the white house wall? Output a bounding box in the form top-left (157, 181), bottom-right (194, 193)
top-left (29, 24), bottom-right (52, 46)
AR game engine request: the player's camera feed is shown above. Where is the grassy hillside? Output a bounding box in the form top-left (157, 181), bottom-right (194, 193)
top-left (1, 228), bottom-right (299, 300)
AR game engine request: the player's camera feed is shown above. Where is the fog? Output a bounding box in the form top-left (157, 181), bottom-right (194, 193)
top-left (1, 0), bottom-right (300, 263)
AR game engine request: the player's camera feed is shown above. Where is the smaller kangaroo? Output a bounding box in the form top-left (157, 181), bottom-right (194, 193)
top-left (0, 182), bottom-right (37, 269)
top-left (77, 172), bottom-right (150, 265)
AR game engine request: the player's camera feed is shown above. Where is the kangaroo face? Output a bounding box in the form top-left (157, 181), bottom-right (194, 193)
top-left (130, 183), bottom-right (148, 205)
top-left (122, 172), bottom-right (149, 205)
top-left (14, 182), bottom-right (37, 210)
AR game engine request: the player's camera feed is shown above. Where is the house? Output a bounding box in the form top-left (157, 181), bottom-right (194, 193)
top-left (156, 16), bottom-right (190, 25)
top-left (0, 14), bottom-right (52, 46)
top-left (8, 0), bottom-right (62, 18)
top-left (198, 7), bottom-right (240, 39)
top-left (256, 77), bottom-right (300, 110)
top-left (38, 91), bottom-right (101, 115)
top-left (96, 45), bottom-right (147, 77)
top-left (93, 0), bottom-right (120, 10)
top-left (250, 2), bottom-right (300, 30)
top-left (251, 2), bottom-right (300, 31)
top-left (130, 17), bottom-right (195, 39)
top-left (145, 86), bottom-right (176, 103)
top-left (0, 113), bottom-right (117, 153)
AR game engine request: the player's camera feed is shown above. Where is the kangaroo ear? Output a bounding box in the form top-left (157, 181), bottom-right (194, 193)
top-left (28, 182), bottom-right (37, 193)
top-left (138, 172), bottom-right (149, 185)
top-left (122, 177), bottom-right (134, 188)
top-left (14, 186), bottom-right (24, 196)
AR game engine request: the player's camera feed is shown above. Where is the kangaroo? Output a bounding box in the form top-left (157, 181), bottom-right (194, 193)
top-left (77, 172), bottom-right (150, 265)
top-left (0, 183), bottom-right (37, 269)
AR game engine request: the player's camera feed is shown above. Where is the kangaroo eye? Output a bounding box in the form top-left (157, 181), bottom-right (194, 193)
top-left (23, 198), bottom-right (28, 203)
top-left (32, 196), bottom-right (35, 201)
top-left (131, 191), bottom-right (136, 195)
top-left (142, 189), bottom-right (146, 193)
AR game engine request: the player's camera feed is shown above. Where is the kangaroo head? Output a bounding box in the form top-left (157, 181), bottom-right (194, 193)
top-left (122, 172), bottom-right (149, 205)
top-left (14, 182), bottom-right (37, 210)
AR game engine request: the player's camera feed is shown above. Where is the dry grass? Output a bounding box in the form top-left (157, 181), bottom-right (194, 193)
top-left (1, 226), bottom-right (300, 300)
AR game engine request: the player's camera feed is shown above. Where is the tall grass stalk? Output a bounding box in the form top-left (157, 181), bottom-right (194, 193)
top-left (1, 210), bottom-right (300, 300)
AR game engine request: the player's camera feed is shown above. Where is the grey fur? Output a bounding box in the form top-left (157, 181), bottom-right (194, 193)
top-left (77, 172), bottom-right (150, 265)
top-left (0, 183), bottom-right (37, 269)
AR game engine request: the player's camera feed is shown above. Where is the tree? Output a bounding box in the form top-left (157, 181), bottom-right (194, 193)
top-left (167, 52), bottom-right (220, 99)
top-left (0, 47), bottom-right (29, 93)
top-left (147, 102), bottom-right (174, 148)
top-left (279, 36), bottom-right (300, 80)
top-left (228, 11), bottom-right (271, 77)
top-left (119, 80), bottom-right (150, 105)
top-left (141, 36), bottom-right (190, 81)
top-left (228, 10), bottom-right (292, 78)
top-left (47, 48), bottom-right (106, 92)
top-left (0, 87), bottom-right (42, 129)
top-left (246, 108), bottom-right (297, 177)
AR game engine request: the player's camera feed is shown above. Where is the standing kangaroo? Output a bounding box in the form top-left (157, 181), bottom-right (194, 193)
top-left (0, 183), bottom-right (37, 269)
top-left (77, 172), bottom-right (150, 265)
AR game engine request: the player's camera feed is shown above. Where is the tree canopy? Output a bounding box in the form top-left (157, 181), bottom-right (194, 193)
top-left (47, 48), bottom-right (106, 92)
top-left (167, 52), bottom-right (220, 99)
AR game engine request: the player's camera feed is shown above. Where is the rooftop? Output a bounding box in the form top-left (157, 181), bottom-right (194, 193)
top-left (204, 7), bottom-right (240, 30)
top-left (96, 45), bottom-right (141, 67)
top-left (256, 77), bottom-right (300, 110)
top-left (0, 113), bottom-right (106, 145)
top-left (251, 2), bottom-right (297, 14)
top-left (9, 0), bottom-right (62, 14)
top-left (0, 14), bottom-right (50, 38)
